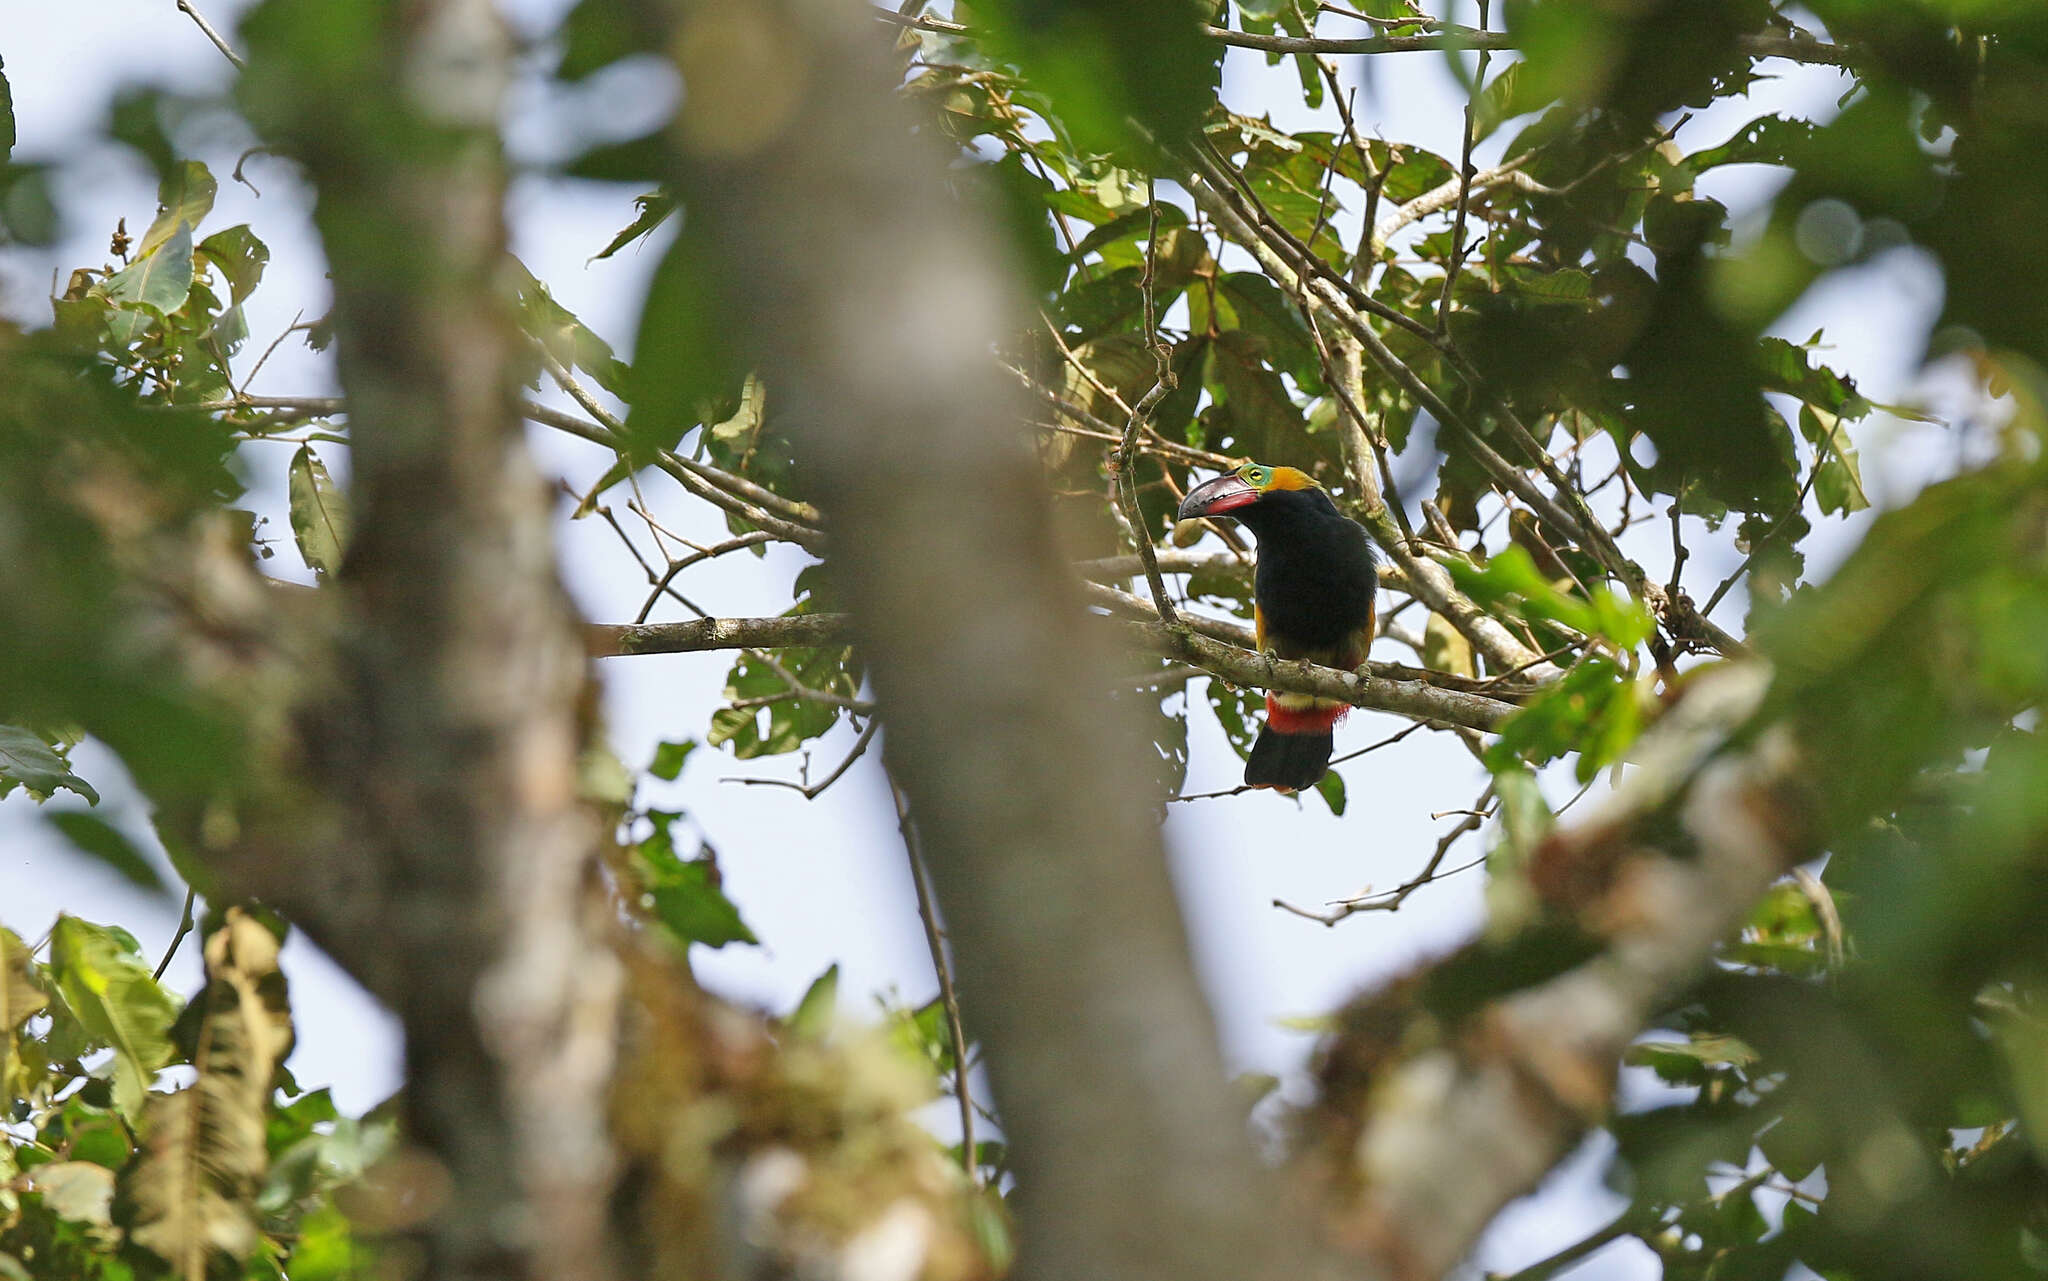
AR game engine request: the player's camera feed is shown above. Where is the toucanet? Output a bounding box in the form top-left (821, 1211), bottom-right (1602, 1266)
top-left (1176, 462), bottom-right (1377, 793)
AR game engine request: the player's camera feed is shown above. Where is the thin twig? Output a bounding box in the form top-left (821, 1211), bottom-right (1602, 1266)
top-left (1436, 1), bottom-right (1491, 334)
top-left (1274, 784), bottom-right (1495, 923)
top-left (1004, 362), bottom-right (1238, 471)
top-left (725, 718), bottom-right (881, 799)
top-left (1666, 500), bottom-right (1688, 601)
top-left (1110, 182), bottom-right (1182, 626)
top-left (892, 782), bottom-right (979, 1186)
top-left (240, 311), bottom-right (311, 395)
top-left (154, 887), bottom-right (197, 981)
top-left (631, 532), bottom-right (773, 625)
top-left (174, 0), bottom-right (246, 69)
top-left (874, 6), bottom-right (1854, 66)
top-left (1487, 1206), bottom-right (1641, 1281)
top-left (1168, 720), bottom-right (1425, 803)
top-left (1201, 22), bottom-right (1853, 66)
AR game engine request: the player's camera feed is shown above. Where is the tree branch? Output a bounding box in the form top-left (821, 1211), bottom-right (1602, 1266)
top-left (1202, 23), bottom-right (1853, 67)
top-left (244, 5), bottom-right (621, 1278)
top-left (1305, 665), bottom-right (1812, 1280)
top-left (590, 608), bottom-right (1518, 734)
top-left (645, 4), bottom-right (1344, 1280)
top-left (875, 8), bottom-right (1853, 68)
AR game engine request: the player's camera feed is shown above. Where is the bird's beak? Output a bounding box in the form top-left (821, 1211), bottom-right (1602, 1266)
top-left (1177, 473), bottom-right (1259, 520)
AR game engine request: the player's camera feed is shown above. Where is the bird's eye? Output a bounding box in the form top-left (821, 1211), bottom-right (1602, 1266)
top-left (1243, 465), bottom-right (1266, 484)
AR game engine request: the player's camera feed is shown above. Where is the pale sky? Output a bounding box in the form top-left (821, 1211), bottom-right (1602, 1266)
top-left (0, 4), bottom-right (1969, 1277)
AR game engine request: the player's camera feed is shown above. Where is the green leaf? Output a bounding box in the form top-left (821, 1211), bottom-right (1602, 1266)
top-left (887, 994), bottom-right (956, 1077)
top-left (47, 916), bottom-right (180, 1123)
top-left (1205, 678), bottom-right (1261, 760)
top-left (1683, 113), bottom-right (1816, 175)
top-left (48, 812), bottom-right (165, 893)
top-left (0, 57), bottom-right (14, 162)
top-left (0, 162), bottom-right (58, 247)
top-left (102, 220), bottom-right (195, 316)
top-left (630, 819), bottom-right (756, 951)
top-left (709, 645), bottom-right (857, 759)
top-left (1450, 545), bottom-right (1652, 648)
top-left (1623, 1032), bottom-right (1759, 1085)
top-left (0, 725), bottom-right (98, 803)
top-left (281, 1204), bottom-right (363, 1281)
top-left (1218, 271), bottom-right (1320, 385)
top-left (1490, 763), bottom-right (1553, 874)
top-left (592, 189), bottom-right (675, 262)
top-left (967, 1185), bottom-right (1015, 1275)
top-left (786, 964), bottom-right (840, 1040)
top-left (624, 221), bottom-right (744, 457)
top-left (1487, 264), bottom-right (1596, 305)
top-left (1798, 404), bottom-right (1869, 516)
top-left (197, 225), bottom-right (270, 305)
top-left (1473, 61), bottom-right (1557, 139)
top-left (1312, 766), bottom-right (1346, 815)
top-left (1483, 656), bottom-right (1644, 782)
top-left (648, 738), bottom-right (696, 782)
top-left (513, 258), bottom-right (628, 397)
top-left (1755, 336), bottom-right (1868, 418)
top-left (973, 0), bottom-right (1221, 157)
top-left (1204, 328), bottom-right (1307, 461)
top-left (287, 444), bottom-right (350, 576)
top-left (138, 161), bottom-right (217, 259)
top-left (566, 130), bottom-right (665, 185)
top-left (555, 0), bottom-right (656, 81)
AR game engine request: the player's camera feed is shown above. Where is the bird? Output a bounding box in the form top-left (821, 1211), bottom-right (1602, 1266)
top-left (1176, 462), bottom-right (1378, 793)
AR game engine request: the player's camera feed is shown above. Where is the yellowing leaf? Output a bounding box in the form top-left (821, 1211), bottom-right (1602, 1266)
top-left (31, 1161), bottom-right (116, 1232)
top-left (128, 908), bottom-right (294, 1279)
top-left (47, 915), bottom-right (179, 1122)
top-left (287, 444), bottom-right (350, 576)
top-left (0, 928), bottom-right (43, 1030)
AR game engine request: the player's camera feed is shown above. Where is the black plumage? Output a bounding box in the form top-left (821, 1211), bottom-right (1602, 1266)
top-left (1178, 464), bottom-right (1378, 792)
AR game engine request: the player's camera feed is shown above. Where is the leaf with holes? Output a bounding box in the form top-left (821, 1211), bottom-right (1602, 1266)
top-left (630, 816), bottom-right (756, 951)
top-left (197, 224), bottom-right (269, 305)
top-left (128, 909), bottom-right (292, 1277)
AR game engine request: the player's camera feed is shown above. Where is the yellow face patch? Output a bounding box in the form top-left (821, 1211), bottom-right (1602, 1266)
top-left (1236, 461), bottom-right (1319, 493)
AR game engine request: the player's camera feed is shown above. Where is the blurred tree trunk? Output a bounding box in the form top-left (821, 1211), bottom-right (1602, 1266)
top-left (635, 3), bottom-right (1343, 1280)
top-left (236, 3), bottom-right (621, 1279)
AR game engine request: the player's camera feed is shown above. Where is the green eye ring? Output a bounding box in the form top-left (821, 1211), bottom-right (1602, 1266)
top-left (1239, 463), bottom-right (1270, 486)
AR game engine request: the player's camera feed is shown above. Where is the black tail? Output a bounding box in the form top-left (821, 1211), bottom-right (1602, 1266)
top-left (1245, 725), bottom-right (1334, 792)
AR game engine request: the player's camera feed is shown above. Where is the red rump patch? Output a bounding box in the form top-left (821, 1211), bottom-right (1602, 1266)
top-left (1264, 695), bottom-right (1346, 735)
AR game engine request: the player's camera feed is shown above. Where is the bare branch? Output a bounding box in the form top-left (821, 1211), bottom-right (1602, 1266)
top-left (591, 605), bottom-right (1518, 735)
top-left (174, 0), bottom-right (246, 69)
top-left (1202, 22), bottom-right (1853, 67)
top-left (892, 782), bottom-right (981, 1186)
top-left (875, 7), bottom-right (1854, 68)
